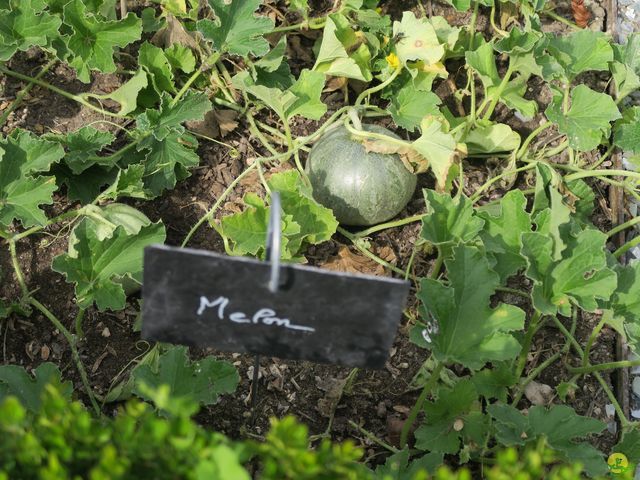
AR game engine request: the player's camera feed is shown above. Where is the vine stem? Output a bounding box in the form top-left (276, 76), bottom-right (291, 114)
top-left (12, 208), bottom-right (87, 242)
top-left (170, 68), bottom-right (203, 108)
top-left (0, 65), bottom-right (129, 118)
top-left (353, 214), bottom-right (424, 238)
top-left (188, 129), bottom-right (239, 154)
top-left (481, 62), bottom-right (515, 121)
top-left (495, 286), bottom-right (529, 298)
top-left (338, 227), bottom-right (411, 279)
top-left (270, 17), bottom-right (326, 33)
top-left (542, 9), bottom-right (582, 30)
top-left (430, 248), bottom-right (444, 279)
top-left (516, 121), bottom-right (552, 159)
top-left (354, 67), bottom-right (401, 107)
top-left (8, 240), bottom-right (29, 298)
top-left (29, 298), bottom-right (101, 415)
top-left (589, 143), bottom-right (615, 170)
top-left (182, 161), bottom-right (258, 247)
top-left (296, 105), bottom-right (351, 144)
top-left (489, 2), bottom-right (509, 37)
top-left (0, 58), bottom-right (57, 126)
top-left (569, 359), bottom-right (640, 374)
top-left (513, 352), bottom-right (562, 405)
top-left (470, 163), bottom-right (537, 203)
top-left (550, 315), bottom-right (630, 427)
top-left (513, 311), bottom-right (543, 380)
top-left (348, 420), bottom-right (399, 453)
top-left (512, 310), bottom-right (575, 406)
top-left (75, 308), bottom-right (86, 339)
top-left (247, 113), bottom-right (279, 156)
top-left (344, 122), bottom-right (409, 149)
top-left (399, 362), bottom-right (445, 447)
top-left (468, 1), bottom-right (480, 49)
top-left (582, 316), bottom-right (607, 367)
top-left (614, 235), bottom-right (640, 258)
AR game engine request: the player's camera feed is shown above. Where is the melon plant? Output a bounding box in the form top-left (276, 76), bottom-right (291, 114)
top-left (306, 124), bottom-right (417, 226)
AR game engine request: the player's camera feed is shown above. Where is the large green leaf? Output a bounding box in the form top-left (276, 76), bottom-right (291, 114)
top-left (375, 449), bottom-right (443, 480)
top-left (52, 219), bottom-right (166, 310)
top-left (219, 193), bottom-right (300, 259)
top-left (0, 0), bottom-right (61, 61)
top-left (488, 404), bottom-right (607, 477)
top-left (236, 69), bottom-right (326, 121)
top-left (531, 163), bottom-right (571, 259)
top-left (77, 203), bottom-right (152, 241)
top-left (49, 126), bottom-right (116, 174)
top-left (420, 190), bottom-right (484, 252)
top-left (0, 130), bottom-right (64, 228)
top-left (478, 189), bottom-right (531, 282)
top-left (611, 33), bottom-right (640, 101)
top-left (266, 170), bottom-right (338, 253)
top-left (138, 41), bottom-right (177, 106)
top-left (137, 132), bottom-right (200, 196)
top-left (63, 0), bottom-right (142, 82)
top-left (3, 129), bottom-right (66, 174)
top-left (464, 123), bottom-right (521, 154)
top-left (313, 13), bottom-right (372, 82)
top-left (411, 117), bottom-right (460, 189)
top-left (465, 41), bottom-right (537, 118)
top-left (83, 69), bottom-right (149, 115)
top-left (540, 30), bottom-right (613, 82)
top-left (522, 228), bottom-right (617, 316)
top-left (101, 164), bottom-right (148, 201)
top-left (606, 262), bottom-right (640, 355)
top-left (392, 11), bottom-right (445, 67)
top-left (136, 91), bottom-right (211, 141)
top-left (389, 82), bottom-right (441, 132)
top-left (197, 0), bottom-right (273, 57)
top-left (219, 171), bottom-right (337, 261)
top-left (132, 346), bottom-right (239, 408)
top-left (135, 91), bottom-right (211, 195)
top-left (419, 245), bottom-right (525, 369)
top-left (0, 363), bottom-right (72, 413)
top-left (414, 380), bottom-right (487, 455)
top-left (285, 69), bottom-right (327, 121)
top-left (494, 28), bottom-right (542, 55)
top-left (545, 85), bottom-right (621, 152)
top-left (614, 106), bottom-right (640, 154)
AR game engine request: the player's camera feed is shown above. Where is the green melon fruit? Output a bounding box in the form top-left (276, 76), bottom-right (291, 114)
top-left (306, 124), bottom-right (417, 226)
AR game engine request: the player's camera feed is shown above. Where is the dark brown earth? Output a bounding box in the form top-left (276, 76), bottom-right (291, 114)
top-left (0, 0), bottom-right (623, 469)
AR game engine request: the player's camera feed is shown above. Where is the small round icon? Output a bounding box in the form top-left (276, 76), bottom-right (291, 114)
top-left (607, 453), bottom-right (629, 474)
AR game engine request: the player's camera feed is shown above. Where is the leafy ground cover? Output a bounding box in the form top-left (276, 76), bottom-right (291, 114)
top-left (0, 0), bottom-right (640, 477)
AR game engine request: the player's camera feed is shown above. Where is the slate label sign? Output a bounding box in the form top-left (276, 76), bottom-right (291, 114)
top-left (142, 244), bottom-right (410, 369)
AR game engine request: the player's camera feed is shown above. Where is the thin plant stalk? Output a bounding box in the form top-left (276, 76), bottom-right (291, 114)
top-left (0, 65), bottom-right (129, 118)
top-left (399, 362), bottom-right (445, 447)
top-left (30, 298), bottom-right (101, 415)
top-left (0, 58), bottom-right (57, 126)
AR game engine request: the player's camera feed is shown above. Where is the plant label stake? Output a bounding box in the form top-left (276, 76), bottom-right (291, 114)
top-left (250, 191), bottom-right (283, 416)
top-left (141, 192), bottom-right (411, 401)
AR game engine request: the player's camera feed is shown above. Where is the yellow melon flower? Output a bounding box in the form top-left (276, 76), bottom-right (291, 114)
top-left (386, 52), bottom-right (400, 69)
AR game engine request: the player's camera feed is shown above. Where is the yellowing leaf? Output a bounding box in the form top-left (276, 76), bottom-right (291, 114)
top-left (412, 117), bottom-right (465, 189)
top-left (392, 11), bottom-right (445, 67)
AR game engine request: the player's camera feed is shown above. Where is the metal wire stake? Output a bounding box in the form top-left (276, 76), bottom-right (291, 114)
top-left (250, 192), bottom-right (282, 421)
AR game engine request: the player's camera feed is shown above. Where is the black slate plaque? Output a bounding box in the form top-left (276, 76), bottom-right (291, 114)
top-left (142, 244), bottom-right (410, 369)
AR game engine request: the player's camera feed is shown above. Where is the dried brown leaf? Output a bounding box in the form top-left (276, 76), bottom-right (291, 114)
top-left (152, 14), bottom-right (199, 50)
top-left (323, 246), bottom-right (395, 276)
top-left (524, 380), bottom-right (554, 406)
top-left (214, 109), bottom-right (239, 137)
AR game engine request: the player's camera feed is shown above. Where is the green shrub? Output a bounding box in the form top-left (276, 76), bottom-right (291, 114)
top-left (0, 383), bottom-right (634, 479)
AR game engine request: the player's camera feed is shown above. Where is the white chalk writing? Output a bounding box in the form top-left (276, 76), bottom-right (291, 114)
top-left (197, 296), bottom-right (315, 333)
